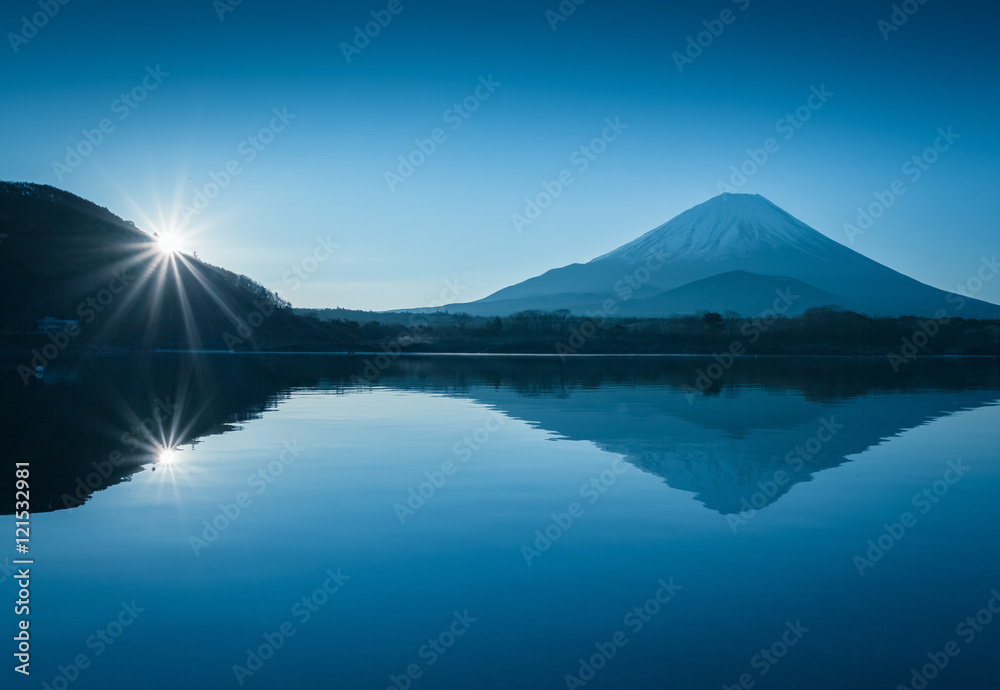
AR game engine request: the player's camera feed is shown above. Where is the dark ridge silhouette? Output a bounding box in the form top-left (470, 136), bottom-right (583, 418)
top-left (0, 181), bottom-right (362, 355)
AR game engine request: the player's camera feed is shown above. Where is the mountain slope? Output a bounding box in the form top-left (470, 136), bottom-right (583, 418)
top-left (615, 270), bottom-right (844, 317)
top-left (0, 182), bottom-right (298, 350)
top-left (429, 193), bottom-right (1000, 318)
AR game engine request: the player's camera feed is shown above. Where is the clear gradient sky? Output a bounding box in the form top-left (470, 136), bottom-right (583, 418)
top-left (2, 0), bottom-right (999, 310)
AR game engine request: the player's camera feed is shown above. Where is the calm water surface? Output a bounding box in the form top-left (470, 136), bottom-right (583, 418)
top-left (3, 355), bottom-right (1000, 689)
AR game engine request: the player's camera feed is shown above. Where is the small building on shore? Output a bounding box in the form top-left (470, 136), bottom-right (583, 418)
top-left (36, 317), bottom-right (81, 334)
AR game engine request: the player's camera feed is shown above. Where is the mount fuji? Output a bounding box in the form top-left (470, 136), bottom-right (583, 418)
top-left (420, 193), bottom-right (1000, 319)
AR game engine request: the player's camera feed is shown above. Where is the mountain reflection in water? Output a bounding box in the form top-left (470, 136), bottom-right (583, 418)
top-left (4, 354), bottom-right (997, 515)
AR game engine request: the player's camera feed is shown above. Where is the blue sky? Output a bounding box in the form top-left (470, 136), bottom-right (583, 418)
top-left (2, 0), bottom-right (999, 309)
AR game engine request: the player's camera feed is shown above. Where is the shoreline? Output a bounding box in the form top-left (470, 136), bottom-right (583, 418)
top-left (2, 348), bottom-right (998, 361)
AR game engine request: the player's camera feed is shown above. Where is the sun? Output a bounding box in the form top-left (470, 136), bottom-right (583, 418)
top-left (159, 449), bottom-right (178, 464)
top-left (157, 233), bottom-right (182, 255)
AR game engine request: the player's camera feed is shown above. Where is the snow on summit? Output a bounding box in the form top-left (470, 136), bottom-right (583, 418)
top-left (601, 193), bottom-right (836, 264)
top-left (416, 192), bottom-right (1000, 319)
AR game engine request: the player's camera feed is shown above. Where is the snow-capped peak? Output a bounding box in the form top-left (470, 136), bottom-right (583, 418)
top-left (599, 193), bottom-right (835, 264)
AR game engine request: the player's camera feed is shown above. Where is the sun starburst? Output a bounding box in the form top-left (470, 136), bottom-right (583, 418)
top-left (157, 233), bottom-right (182, 255)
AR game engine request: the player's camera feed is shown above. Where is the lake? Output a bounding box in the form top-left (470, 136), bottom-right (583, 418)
top-left (3, 354), bottom-right (1000, 689)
